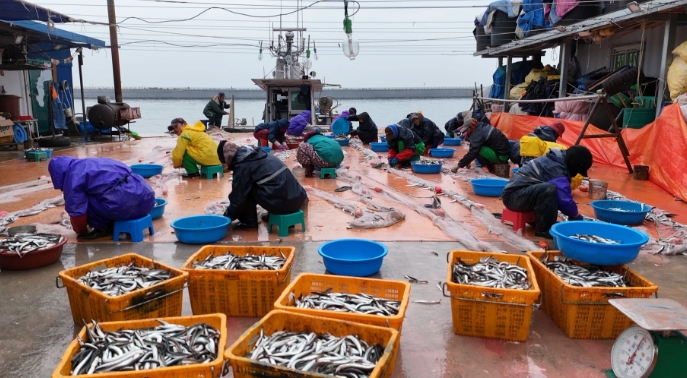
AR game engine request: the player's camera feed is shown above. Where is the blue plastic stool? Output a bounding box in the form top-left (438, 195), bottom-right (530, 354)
top-left (320, 167), bottom-right (337, 179)
top-left (268, 210), bottom-right (306, 237)
top-left (200, 165), bottom-right (224, 179)
top-left (113, 214), bottom-right (154, 242)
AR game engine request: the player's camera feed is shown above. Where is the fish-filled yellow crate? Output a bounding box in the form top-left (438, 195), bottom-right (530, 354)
top-left (52, 314), bottom-right (227, 378)
top-left (527, 251), bottom-right (658, 339)
top-left (443, 250), bottom-right (541, 342)
top-left (274, 273), bottom-right (410, 331)
top-left (225, 310), bottom-right (399, 378)
top-left (57, 253), bottom-right (187, 324)
top-left (180, 245), bottom-right (295, 317)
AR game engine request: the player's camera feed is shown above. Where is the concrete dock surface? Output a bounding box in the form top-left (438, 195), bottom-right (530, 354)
top-left (1, 134), bottom-right (686, 377)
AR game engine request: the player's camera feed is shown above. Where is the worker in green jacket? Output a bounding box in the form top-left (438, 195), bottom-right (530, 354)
top-left (296, 130), bottom-right (345, 177)
top-left (203, 92), bottom-right (230, 128)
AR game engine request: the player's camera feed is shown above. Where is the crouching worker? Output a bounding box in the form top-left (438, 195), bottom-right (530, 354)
top-left (511, 122), bottom-right (566, 166)
top-left (169, 118), bottom-right (221, 178)
top-left (451, 109), bottom-right (510, 174)
top-left (218, 141), bottom-right (308, 229)
top-left (501, 146), bottom-right (593, 239)
top-left (297, 130), bottom-right (344, 177)
top-left (349, 112), bottom-right (378, 144)
top-left (385, 124), bottom-right (425, 168)
top-left (254, 118), bottom-right (289, 150)
top-left (48, 156), bottom-right (156, 240)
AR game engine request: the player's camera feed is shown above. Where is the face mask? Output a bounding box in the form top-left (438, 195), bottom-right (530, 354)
top-left (571, 174), bottom-right (583, 190)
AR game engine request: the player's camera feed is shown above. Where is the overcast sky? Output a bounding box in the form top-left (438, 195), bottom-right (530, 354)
top-left (36, 0), bottom-right (558, 89)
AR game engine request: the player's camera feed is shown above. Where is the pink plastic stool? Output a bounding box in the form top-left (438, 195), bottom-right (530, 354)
top-left (501, 208), bottom-right (536, 232)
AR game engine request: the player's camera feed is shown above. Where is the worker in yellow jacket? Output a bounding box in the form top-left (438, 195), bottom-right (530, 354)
top-left (167, 118), bottom-right (221, 178)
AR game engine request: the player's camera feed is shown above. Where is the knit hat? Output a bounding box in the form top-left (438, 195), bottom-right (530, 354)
top-left (385, 124), bottom-right (399, 139)
top-left (550, 122), bottom-right (565, 137)
top-left (565, 145), bottom-right (593, 177)
top-left (217, 141), bottom-right (239, 166)
top-left (410, 113), bottom-right (420, 120)
top-left (472, 108), bottom-right (485, 122)
top-left (218, 92), bottom-right (226, 98)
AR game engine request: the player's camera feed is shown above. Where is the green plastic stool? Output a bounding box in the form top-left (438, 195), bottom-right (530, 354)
top-left (268, 210), bottom-right (306, 237)
top-left (28, 151), bottom-right (47, 162)
top-left (320, 167), bottom-right (337, 179)
top-left (200, 165), bottom-right (224, 179)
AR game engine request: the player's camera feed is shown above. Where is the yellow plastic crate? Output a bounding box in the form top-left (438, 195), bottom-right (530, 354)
top-left (57, 253), bottom-right (187, 324)
top-left (52, 314), bottom-right (227, 378)
top-left (527, 251), bottom-right (658, 339)
top-left (225, 310), bottom-right (399, 378)
top-left (180, 245), bottom-right (295, 317)
top-left (443, 250), bottom-right (541, 342)
top-left (274, 273), bottom-right (410, 330)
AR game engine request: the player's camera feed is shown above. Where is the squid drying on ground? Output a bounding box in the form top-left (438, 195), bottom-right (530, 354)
top-left (308, 188), bottom-right (405, 229)
top-left (0, 195), bottom-right (65, 236)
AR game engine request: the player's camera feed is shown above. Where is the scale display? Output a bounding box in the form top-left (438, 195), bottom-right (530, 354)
top-left (611, 326), bottom-right (657, 378)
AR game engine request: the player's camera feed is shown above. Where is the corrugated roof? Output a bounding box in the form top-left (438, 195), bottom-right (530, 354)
top-left (0, 0), bottom-right (77, 23)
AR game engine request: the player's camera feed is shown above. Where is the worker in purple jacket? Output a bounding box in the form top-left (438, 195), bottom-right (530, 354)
top-left (501, 146), bottom-right (593, 239)
top-left (48, 156), bottom-right (156, 240)
top-left (286, 110), bottom-right (312, 137)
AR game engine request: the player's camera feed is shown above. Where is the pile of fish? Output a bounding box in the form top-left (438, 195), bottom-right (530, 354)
top-left (0, 233), bottom-right (63, 257)
top-left (334, 134), bottom-right (348, 140)
top-left (543, 256), bottom-right (630, 287)
top-left (413, 159), bottom-right (442, 165)
top-left (607, 207), bottom-right (634, 212)
top-left (193, 252), bottom-right (287, 270)
top-left (290, 290), bottom-right (401, 316)
top-left (570, 234), bottom-right (621, 244)
top-left (248, 330), bottom-right (385, 376)
top-left (70, 320), bottom-right (219, 375)
top-left (76, 264), bottom-right (172, 296)
top-left (452, 256), bottom-right (531, 290)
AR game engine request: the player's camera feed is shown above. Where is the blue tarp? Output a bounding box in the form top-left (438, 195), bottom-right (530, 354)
top-left (489, 61), bottom-right (543, 99)
top-left (0, 0), bottom-right (74, 23)
top-left (478, 0), bottom-right (520, 27)
top-left (517, 0), bottom-right (551, 36)
top-left (4, 20), bottom-right (106, 48)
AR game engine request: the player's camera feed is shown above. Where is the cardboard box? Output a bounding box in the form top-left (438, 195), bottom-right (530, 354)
top-left (0, 119), bottom-right (14, 139)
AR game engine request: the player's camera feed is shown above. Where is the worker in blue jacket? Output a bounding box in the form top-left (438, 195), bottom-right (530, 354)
top-left (254, 119), bottom-right (289, 150)
top-left (48, 156), bottom-right (156, 240)
top-left (501, 146), bottom-right (593, 239)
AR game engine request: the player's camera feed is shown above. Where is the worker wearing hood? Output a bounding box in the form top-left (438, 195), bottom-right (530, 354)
top-left (409, 112), bottom-right (444, 151)
top-left (168, 118), bottom-right (221, 178)
top-left (48, 156), bottom-right (156, 240)
top-left (385, 124), bottom-right (425, 168)
top-left (217, 141), bottom-right (308, 229)
top-left (254, 118), bottom-right (289, 149)
top-left (510, 122), bottom-right (567, 166)
top-left (451, 109), bottom-right (510, 173)
top-left (286, 110), bottom-right (312, 137)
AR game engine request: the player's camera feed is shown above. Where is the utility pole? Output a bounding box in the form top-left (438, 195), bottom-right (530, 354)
top-left (107, 0), bottom-right (123, 102)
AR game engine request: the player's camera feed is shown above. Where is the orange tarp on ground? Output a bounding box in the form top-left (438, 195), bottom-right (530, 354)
top-left (490, 103), bottom-right (687, 201)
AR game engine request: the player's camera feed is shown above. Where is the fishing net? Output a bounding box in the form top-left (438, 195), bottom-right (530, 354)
top-left (0, 195), bottom-right (65, 235)
top-left (205, 199), bottom-right (231, 215)
top-left (307, 187), bottom-right (405, 229)
top-left (337, 170), bottom-right (498, 251)
top-left (0, 176), bottom-right (54, 204)
top-left (387, 168), bottom-right (540, 251)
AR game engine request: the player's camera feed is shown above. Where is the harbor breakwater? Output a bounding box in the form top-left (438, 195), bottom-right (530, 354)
top-left (75, 87), bottom-right (484, 101)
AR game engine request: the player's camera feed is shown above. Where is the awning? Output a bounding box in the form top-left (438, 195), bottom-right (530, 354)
top-left (252, 78), bottom-right (324, 92)
top-left (475, 0), bottom-right (687, 57)
top-left (3, 20), bottom-right (107, 49)
top-left (0, 0), bottom-right (77, 23)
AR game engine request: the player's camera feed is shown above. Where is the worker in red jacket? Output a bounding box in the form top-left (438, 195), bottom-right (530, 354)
top-left (384, 124), bottom-right (425, 168)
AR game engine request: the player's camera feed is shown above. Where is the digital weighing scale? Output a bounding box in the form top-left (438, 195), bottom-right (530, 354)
top-left (605, 298), bottom-right (687, 378)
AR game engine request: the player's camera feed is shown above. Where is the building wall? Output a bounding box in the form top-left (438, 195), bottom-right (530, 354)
top-left (0, 70), bottom-right (31, 116)
top-left (575, 24), bottom-right (687, 78)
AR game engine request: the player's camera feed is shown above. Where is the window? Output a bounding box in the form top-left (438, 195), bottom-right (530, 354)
top-left (610, 45), bottom-right (640, 70)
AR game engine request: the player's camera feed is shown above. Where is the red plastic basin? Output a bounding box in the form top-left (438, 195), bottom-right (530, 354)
top-left (0, 236), bottom-right (67, 270)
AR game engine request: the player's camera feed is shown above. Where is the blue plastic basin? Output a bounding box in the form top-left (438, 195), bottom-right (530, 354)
top-left (380, 136), bottom-right (387, 142)
top-left (170, 215), bottom-right (230, 244)
top-left (508, 140), bottom-right (516, 148)
top-left (470, 178), bottom-right (509, 197)
top-left (430, 148), bottom-right (455, 158)
top-left (130, 164), bottom-right (163, 178)
top-left (369, 142), bottom-right (389, 152)
top-left (262, 146), bottom-right (272, 153)
top-left (443, 137), bottom-right (462, 146)
top-left (550, 222), bottom-right (649, 266)
top-left (326, 134), bottom-right (336, 139)
top-left (474, 160), bottom-right (482, 167)
top-left (411, 161), bottom-right (443, 174)
top-left (512, 167), bottom-right (520, 174)
top-left (149, 198), bottom-right (167, 220)
top-left (336, 138), bottom-right (350, 147)
top-left (318, 239), bottom-right (388, 277)
top-left (590, 200), bottom-right (650, 225)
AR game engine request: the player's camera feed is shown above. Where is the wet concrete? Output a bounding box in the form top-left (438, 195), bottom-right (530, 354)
top-left (2, 137), bottom-right (687, 377)
top-left (1, 242), bottom-right (686, 377)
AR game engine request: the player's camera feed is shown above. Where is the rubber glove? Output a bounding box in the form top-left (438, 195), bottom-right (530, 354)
top-left (571, 174), bottom-right (584, 190)
top-left (388, 157), bottom-right (399, 167)
top-left (70, 214), bottom-right (88, 234)
top-left (570, 214), bottom-right (584, 221)
top-left (277, 144), bottom-right (288, 150)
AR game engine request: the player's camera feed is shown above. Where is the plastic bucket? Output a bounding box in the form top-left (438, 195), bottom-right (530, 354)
top-left (588, 179), bottom-right (608, 200)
